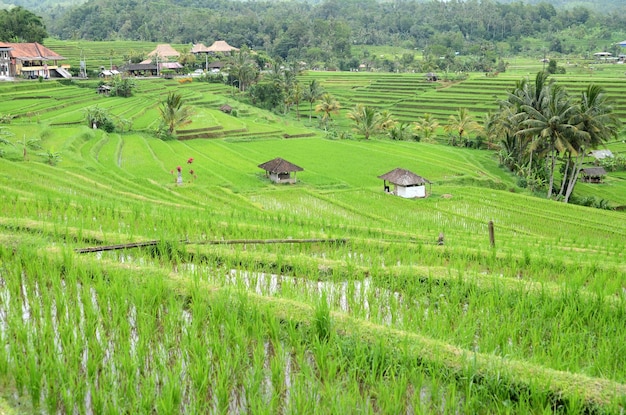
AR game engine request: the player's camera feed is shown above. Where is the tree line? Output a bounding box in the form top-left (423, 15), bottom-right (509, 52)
top-left (33, 0), bottom-right (626, 67)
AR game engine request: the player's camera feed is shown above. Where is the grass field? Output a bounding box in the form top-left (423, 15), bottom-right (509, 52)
top-left (1, 67), bottom-right (625, 413)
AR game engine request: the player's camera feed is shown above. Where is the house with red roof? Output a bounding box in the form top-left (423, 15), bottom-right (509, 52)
top-left (0, 42), bottom-right (70, 79)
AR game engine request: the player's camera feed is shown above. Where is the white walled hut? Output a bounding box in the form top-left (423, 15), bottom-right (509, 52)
top-left (378, 168), bottom-right (431, 198)
top-left (258, 157), bottom-right (303, 184)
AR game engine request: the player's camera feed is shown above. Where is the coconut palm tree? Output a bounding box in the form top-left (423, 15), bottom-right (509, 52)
top-left (561, 84), bottom-right (621, 202)
top-left (304, 80), bottom-right (324, 122)
top-left (387, 122), bottom-right (414, 141)
top-left (444, 108), bottom-right (483, 147)
top-left (347, 104), bottom-right (381, 139)
top-left (502, 71), bottom-right (553, 170)
top-left (377, 110), bottom-right (396, 131)
top-left (159, 92), bottom-right (194, 136)
top-left (414, 113), bottom-right (439, 143)
top-left (315, 93), bottom-right (340, 130)
top-left (226, 49), bottom-right (258, 92)
top-left (289, 82), bottom-right (304, 120)
top-left (517, 83), bottom-right (585, 199)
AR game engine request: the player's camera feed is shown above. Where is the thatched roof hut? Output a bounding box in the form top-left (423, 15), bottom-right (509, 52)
top-left (147, 44), bottom-right (180, 61)
top-left (378, 168), bottom-right (430, 198)
top-left (258, 157), bottom-right (303, 184)
top-left (206, 40), bottom-right (239, 53)
top-left (580, 167), bottom-right (607, 183)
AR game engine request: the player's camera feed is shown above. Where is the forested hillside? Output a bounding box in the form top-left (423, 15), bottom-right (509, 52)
top-left (32, 0), bottom-right (626, 62)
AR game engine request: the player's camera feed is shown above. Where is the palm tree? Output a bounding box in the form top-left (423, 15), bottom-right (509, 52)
top-left (289, 82), bottom-right (304, 120)
top-left (414, 113), bottom-right (439, 143)
top-left (517, 83), bottom-right (584, 199)
top-left (304, 80), bottom-right (324, 122)
top-left (377, 110), bottom-right (396, 131)
top-left (387, 122), bottom-right (414, 141)
top-left (226, 49), bottom-right (258, 92)
top-left (561, 84), bottom-right (621, 202)
top-left (504, 71), bottom-right (553, 170)
top-left (315, 93), bottom-right (340, 130)
top-left (444, 108), bottom-right (482, 147)
top-left (347, 104), bottom-right (381, 139)
top-left (159, 92), bottom-right (194, 136)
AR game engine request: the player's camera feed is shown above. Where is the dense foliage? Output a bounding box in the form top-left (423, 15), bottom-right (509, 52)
top-left (0, 6), bottom-right (47, 43)
top-left (489, 72), bottom-right (621, 202)
top-left (26, 0), bottom-right (626, 66)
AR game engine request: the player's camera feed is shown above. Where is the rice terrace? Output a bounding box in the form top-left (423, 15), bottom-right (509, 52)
top-left (2, 41), bottom-right (626, 414)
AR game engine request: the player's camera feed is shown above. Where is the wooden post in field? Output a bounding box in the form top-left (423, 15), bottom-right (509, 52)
top-left (488, 220), bottom-right (495, 247)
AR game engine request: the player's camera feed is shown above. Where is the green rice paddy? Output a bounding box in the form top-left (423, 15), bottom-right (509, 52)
top-left (0, 62), bottom-right (625, 414)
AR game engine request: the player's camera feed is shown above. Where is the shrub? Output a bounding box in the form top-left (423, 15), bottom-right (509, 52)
top-left (85, 106), bottom-right (116, 133)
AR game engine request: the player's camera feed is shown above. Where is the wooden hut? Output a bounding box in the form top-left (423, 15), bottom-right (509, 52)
top-left (258, 158), bottom-right (303, 184)
top-left (378, 168), bottom-right (430, 198)
top-left (580, 167), bottom-right (607, 183)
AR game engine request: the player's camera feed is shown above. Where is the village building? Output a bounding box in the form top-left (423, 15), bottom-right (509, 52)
top-left (191, 40), bottom-right (239, 69)
top-left (580, 167), bottom-right (607, 183)
top-left (258, 157), bottom-right (303, 184)
top-left (425, 72), bottom-right (438, 82)
top-left (378, 168), bottom-right (431, 198)
top-left (0, 42), bottom-right (70, 79)
top-left (123, 44), bottom-right (183, 76)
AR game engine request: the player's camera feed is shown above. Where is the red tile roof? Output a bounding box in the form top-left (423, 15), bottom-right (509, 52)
top-left (0, 42), bottom-right (65, 60)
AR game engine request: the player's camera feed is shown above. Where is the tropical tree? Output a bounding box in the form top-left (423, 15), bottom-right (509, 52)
top-left (347, 104), bottom-right (381, 140)
top-left (226, 48), bottom-right (258, 92)
top-left (315, 93), bottom-right (340, 131)
top-left (516, 83), bottom-right (584, 199)
top-left (15, 135), bottom-right (41, 161)
top-left (378, 110), bottom-right (396, 131)
top-left (85, 106), bottom-right (116, 132)
top-left (505, 71), bottom-right (553, 170)
top-left (158, 92), bottom-right (194, 137)
top-left (0, 7), bottom-right (47, 43)
top-left (388, 122), bottom-right (414, 141)
top-left (304, 80), bottom-right (324, 122)
top-left (561, 84), bottom-right (621, 202)
top-left (109, 75), bottom-right (136, 98)
top-left (444, 108), bottom-right (483, 147)
top-left (414, 113), bottom-right (439, 142)
top-left (39, 148), bottom-right (62, 166)
top-left (289, 82), bottom-right (304, 120)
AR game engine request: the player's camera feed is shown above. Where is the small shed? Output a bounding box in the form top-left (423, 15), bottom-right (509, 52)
top-left (219, 104), bottom-right (233, 114)
top-left (97, 85), bottom-right (111, 95)
top-left (425, 72), bottom-right (438, 82)
top-left (378, 168), bottom-right (431, 198)
top-left (580, 167), bottom-right (607, 183)
top-left (258, 157), bottom-right (303, 184)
